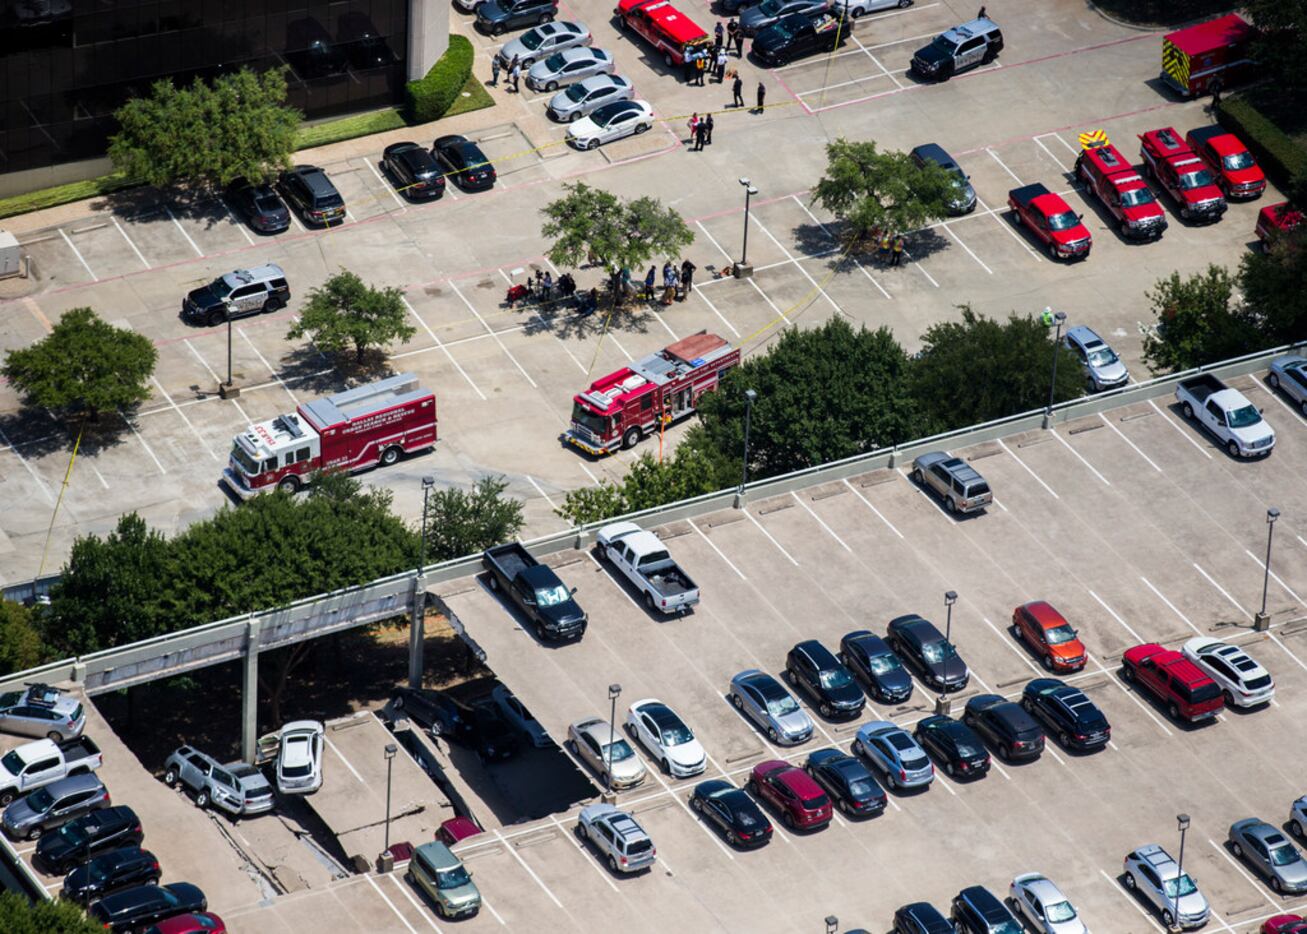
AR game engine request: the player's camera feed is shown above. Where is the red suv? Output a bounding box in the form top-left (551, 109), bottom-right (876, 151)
top-left (1013, 601), bottom-right (1086, 672)
top-left (1122, 643), bottom-right (1224, 722)
top-left (747, 760), bottom-right (832, 831)
top-left (1185, 126), bottom-right (1266, 200)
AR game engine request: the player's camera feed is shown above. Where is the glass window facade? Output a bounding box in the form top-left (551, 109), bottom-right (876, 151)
top-left (1, 0), bottom-right (410, 174)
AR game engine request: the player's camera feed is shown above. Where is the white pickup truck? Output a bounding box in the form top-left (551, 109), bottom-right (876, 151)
top-left (0, 736), bottom-right (103, 805)
top-left (595, 522), bottom-right (700, 615)
top-left (1175, 374), bottom-right (1275, 458)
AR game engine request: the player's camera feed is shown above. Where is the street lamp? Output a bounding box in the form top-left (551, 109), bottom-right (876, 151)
top-left (1043, 308), bottom-right (1068, 427)
top-left (825, 917), bottom-right (839, 934)
top-left (606, 683), bottom-right (622, 793)
top-left (739, 178), bottom-right (759, 274)
top-left (740, 388), bottom-right (758, 493)
top-left (1258, 507), bottom-right (1280, 628)
top-left (944, 590), bottom-right (958, 645)
top-left (383, 743), bottom-right (398, 854)
top-left (1174, 813), bottom-right (1191, 929)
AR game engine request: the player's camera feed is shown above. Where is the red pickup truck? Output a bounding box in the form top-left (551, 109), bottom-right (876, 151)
top-left (1139, 127), bottom-right (1227, 223)
top-left (1074, 140), bottom-right (1168, 240)
top-left (1256, 202), bottom-right (1303, 252)
top-left (1185, 126), bottom-right (1266, 200)
top-left (1007, 183), bottom-right (1092, 260)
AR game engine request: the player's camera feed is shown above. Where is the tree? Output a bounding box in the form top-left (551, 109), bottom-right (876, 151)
top-left (0, 600), bottom-right (48, 673)
top-left (555, 440), bottom-right (729, 526)
top-left (811, 139), bottom-right (958, 248)
top-left (1141, 265), bottom-right (1256, 373)
top-left (421, 476), bottom-right (525, 562)
top-left (0, 893), bottom-right (105, 934)
top-left (1244, 0), bottom-right (1307, 95)
top-left (908, 306), bottom-right (1084, 432)
top-left (697, 318), bottom-right (920, 480)
top-left (286, 270), bottom-right (416, 365)
top-left (2, 308), bottom-right (157, 422)
top-left (108, 67), bottom-right (300, 189)
top-left (541, 183), bottom-right (695, 301)
top-left (1240, 227), bottom-right (1307, 347)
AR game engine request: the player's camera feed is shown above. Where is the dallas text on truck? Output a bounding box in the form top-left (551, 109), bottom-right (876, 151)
top-left (566, 332), bottom-right (740, 455)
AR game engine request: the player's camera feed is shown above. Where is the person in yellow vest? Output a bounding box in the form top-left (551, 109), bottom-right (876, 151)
top-left (879, 231), bottom-right (892, 263)
top-left (891, 234), bottom-right (905, 266)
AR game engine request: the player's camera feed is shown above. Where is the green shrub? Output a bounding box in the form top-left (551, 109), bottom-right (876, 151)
top-left (1090, 0), bottom-right (1234, 26)
top-left (406, 36), bottom-right (475, 123)
top-left (1217, 96), bottom-right (1307, 187)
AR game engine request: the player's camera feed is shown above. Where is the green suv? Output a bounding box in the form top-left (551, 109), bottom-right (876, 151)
top-left (409, 841), bottom-right (481, 919)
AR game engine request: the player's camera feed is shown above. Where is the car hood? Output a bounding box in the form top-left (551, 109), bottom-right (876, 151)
top-left (36, 831), bottom-right (81, 867)
top-left (773, 707), bottom-right (812, 737)
top-left (1173, 890), bottom-right (1209, 919)
top-left (1089, 359), bottom-right (1128, 384)
top-left (826, 682), bottom-right (864, 708)
top-left (925, 655), bottom-right (969, 684)
top-left (610, 755), bottom-right (646, 783)
top-left (1179, 182), bottom-right (1225, 205)
top-left (751, 23), bottom-right (791, 51)
top-left (738, 6), bottom-right (773, 30)
top-left (186, 284), bottom-right (224, 310)
top-left (667, 738), bottom-right (706, 768)
top-left (913, 41), bottom-right (950, 65)
top-left (1273, 858), bottom-right (1307, 887)
top-left (1047, 918), bottom-right (1088, 934)
top-left (1224, 164), bottom-right (1265, 187)
top-left (440, 879), bottom-right (481, 907)
top-left (950, 182), bottom-right (976, 211)
top-left (547, 88), bottom-right (578, 111)
top-left (1049, 222), bottom-right (1091, 245)
top-left (569, 116), bottom-right (601, 137)
top-left (3, 798), bottom-right (43, 828)
top-left (62, 863), bottom-right (96, 896)
top-left (478, 1), bottom-right (508, 19)
top-left (539, 600), bottom-right (586, 627)
top-left (1230, 422), bottom-right (1274, 446)
top-left (1121, 200), bottom-right (1166, 223)
top-left (527, 60), bottom-right (561, 79)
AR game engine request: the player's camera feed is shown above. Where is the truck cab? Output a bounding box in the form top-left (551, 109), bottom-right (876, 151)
top-left (1185, 126), bottom-right (1265, 199)
top-left (1007, 183), bottom-right (1092, 260)
top-left (1139, 127), bottom-right (1226, 222)
top-left (1075, 140), bottom-right (1167, 239)
top-left (614, 0), bottom-right (710, 66)
top-left (1175, 374), bottom-right (1275, 458)
top-left (752, 10), bottom-right (849, 66)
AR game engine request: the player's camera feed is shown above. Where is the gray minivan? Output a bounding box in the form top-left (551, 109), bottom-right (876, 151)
top-left (910, 143), bottom-right (976, 214)
top-left (409, 840), bottom-right (481, 919)
top-left (911, 452), bottom-right (992, 514)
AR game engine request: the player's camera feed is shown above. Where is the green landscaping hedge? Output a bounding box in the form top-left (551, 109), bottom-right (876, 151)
top-left (1217, 96), bottom-right (1307, 187)
top-left (1091, 0), bottom-right (1233, 26)
top-left (405, 35), bottom-right (474, 123)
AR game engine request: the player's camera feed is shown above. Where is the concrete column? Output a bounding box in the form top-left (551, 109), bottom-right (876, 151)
top-left (408, 575), bottom-right (426, 689)
top-left (241, 618), bottom-right (262, 764)
top-left (408, 0), bottom-right (452, 82)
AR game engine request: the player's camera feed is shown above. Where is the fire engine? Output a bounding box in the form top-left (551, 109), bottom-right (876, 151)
top-left (1161, 13), bottom-right (1256, 98)
top-left (566, 332), bottom-right (739, 455)
top-left (222, 373), bottom-right (437, 498)
top-left (615, 0), bottom-right (711, 67)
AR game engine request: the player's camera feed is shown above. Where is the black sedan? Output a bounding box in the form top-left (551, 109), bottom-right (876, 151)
top-left (35, 806), bottom-right (143, 875)
top-left (804, 748), bottom-right (885, 818)
top-left (433, 135), bottom-right (497, 191)
top-left (894, 901), bottom-right (956, 934)
top-left (963, 694), bottom-right (1044, 762)
top-left (887, 615), bottom-right (969, 692)
top-left (690, 779), bottom-right (773, 848)
top-left (89, 882), bottom-right (206, 933)
top-left (913, 715), bottom-right (990, 780)
top-left (476, 0), bottom-right (557, 35)
top-left (1021, 679), bottom-right (1111, 751)
top-left (226, 179), bottom-right (290, 234)
top-left (840, 630), bottom-right (913, 704)
top-left (62, 846), bottom-right (161, 905)
top-left (381, 141), bottom-right (447, 200)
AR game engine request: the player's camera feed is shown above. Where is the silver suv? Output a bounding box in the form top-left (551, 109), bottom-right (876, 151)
top-left (576, 803), bottom-right (656, 874)
top-left (1123, 843), bottom-right (1210, 929)
top-left (1065, 325), bottom-right (1128, 392)
top-left (911, 452), bottom-right (992, 514)
top-left (163, 746), bottom-right (274, 818)
top-left (0, 684), bottom-right (85, 742)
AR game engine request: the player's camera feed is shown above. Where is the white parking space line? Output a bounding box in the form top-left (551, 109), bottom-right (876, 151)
top-left (399, 296), bottom-right (486, 400)
top-left (163, 204), bottom-right (204, 256)
top-left (743, 509), bottom-right (799, 565)
top-left (751, 215), bottom-right (845, 316)
top-left (366, 158), bottom-right (409, 210)
top-left (840, 478), bottom-right (903, 538)
top-left (111, 217), bottom-right (150, 268)
top-left (364, 873), bottom-right (419, 934)
top-left (1032, 135), bottom-right (1071, 172)
top-left (1192, 563), bottom-right (1252, 620)
top-left (120, 410), bottom-right (166, 474)
top-left (58, 228), bottom-right (98, 281)
top-left (901, 245), bottom-right (940, 287)
top-left (982, 617), bottom-right (1040, 673)
top-left (790, 492), bottom-right (852, 552)
top-left (1088, 654), bottom-right (1172, 737)
top-left (387, 872), bottom-right (443, 930)
top-left (237, 328), bottom-right (299, 405)
top-left (1044, 744), bottom-right (1068, 768)
top-left (941, 223), bottom-right (992, 274)
top-left (688, 519), bottom-right (747, 580)
top-left (0, 426), bottom-right (56, 505)
top-left (150, 376), bottom-right (218, 461)
top-left (1098, 413), bottom-right (1162, 472)
top-left (790, 195), bottom-right (892, 300)
top-left (850, 35), bottom-right (905, 89)
top-left (996, 439), bottom-right (1059, 498)
top-left (1049, 428), bottom-right (1110, 486)
top-left (1245, 548), bottom-right (1305, 605)
top-left (1047, 133), bottom-right (1082, 158)
top-left (184, 339), bottom-right (251, 422)
top-left (526, 475), bottom-right (558, 509)
top-left (1097, 869), bottom-right (1169, 932)
top-left (1088, 591), bottom-right (1146, 644)
top-left (693, 287), bottom-right (742, 338)
top-left (974, 195), bottom-right (1042, 261)
top-left (547, 815), bottom-right (623, 890)
top-left (1139, 577), bottom-right (1202, 635)
top-left (1250, 380), bottom-right (1297, 416)
top-left (449, 281), bottom-right (538, 389)
top-left (647, 764), bottom-right (738, 860)
top-left (324, 736), bottom-right (366, 784)
top-left (1206, 837), bottom-right (1281, 912)
top-left (986, 148), bottom-right (1023, 184)
top-left (494, 829), bottom-right (564, 909)
top-left (1268, 632), bottom-right (1307, 675)
top-left (1300, 534), bottom-right (1307, 551)
top-left (1148, 399), bottom-right (1212, 458)
top-left (220, 197), bottom-right (256, 245)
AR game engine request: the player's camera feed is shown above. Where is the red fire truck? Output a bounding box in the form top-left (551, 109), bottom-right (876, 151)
top-left (222, 373), bottom-right (437, 498)
top-left (615, 0), bottom-right (711, 68)
top-left (566, 332), bottom-right (739, 455)
top-left (1160, 13), bottom-right (1256, 98)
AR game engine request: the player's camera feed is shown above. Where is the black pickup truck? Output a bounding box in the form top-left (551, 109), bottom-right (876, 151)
top-left (752, 11), bottom-right (851, 67)
top-left (482, 543), bottom-right (588, 641)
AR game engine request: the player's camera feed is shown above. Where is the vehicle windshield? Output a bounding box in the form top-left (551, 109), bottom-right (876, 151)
top-left (565, 82), bottom-right (591, 101)
top-left (758, 0), bottom-right (784, 14)
top-left (766, 696), bottom-right (799, 717)
top-left (57, 823), bottom-right (88, 847)
top-left (571, 402), bottom-right (610, 435)
top-left (230, 443), bottom-right (260, 475)
top-left (954, 739), bottom-right (983, 757)
top-left (1223, 152), bottom-right (1255, 170)
top-left (1163, 874), bottom-right (1197, 898)
top-left (1120, 187), bottom-right (1156, 207)
top-left (991, 924), bottom-right (1022, 934)
top-left (661, 725), bottom-right (694, 746)
top-left (847, 780), bottom-right (876, 798)
top-left (1271, 845), bottom-right (1302, 867)
top-left (1045, 900), bottom-right (1077, 923)
top-left (930, 36), bottom-right (959, 55)
top-left (1178, 169), bottom-right (1216, 189)
top-left (1087, 347), bottom-right (1119, 368)
top-left (819, 669), bottom-right (853, 690)
top-left (0, 750), bottom-right (23, 775)
top-left (25, 788), bottom-right (54, 811)
top-left (921, 641), bottom-right (958, 663)
top-left (206, 277), bottom-right (234, 300)
top-left (544, 52), bottom-right (566, 70)
top-left (1048, 210), bottom-right (1081, 231)
top-left (282, 763), bottom-right (312, 778)
top-left (868, 654), bottom-right (902, 675)
top-left (520, 30), bottom-right (544, 50)
top-left (534, 584), bottom-right (572, 607)
top-left (437, 865), bottom-right (472, 889)
top-left (1227, 404), bottom-right (1263, 428)
top-left (602, 739), bottom-right (634, 762)
top-left (1045, 624), bottom-right (1079, 645)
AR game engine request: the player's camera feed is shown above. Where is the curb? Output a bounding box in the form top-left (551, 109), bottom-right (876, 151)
top-left (1086, 2), bottom-right (1237, 33)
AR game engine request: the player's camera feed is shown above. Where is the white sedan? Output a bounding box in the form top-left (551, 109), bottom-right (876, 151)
top-left (276, 720), bottom-right (324, 795)
top-left (566, 99), bottom-right (654, 151)
top-left (834, 0), bottom-right (912, 16)
top-left (1181, 637), bottom-right (1274, 708)
top-left (625, 698), bottom-right (706, 778)
top-left (526, 47), bottom-right (614, 92)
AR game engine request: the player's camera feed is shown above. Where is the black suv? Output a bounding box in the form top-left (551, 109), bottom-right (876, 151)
top-left (89, 882), bottom-right (206, 932)
top-left (963, 695), bottom-right (1045, 762)
top-left (35, 805), bottom-right (143, 875)
top-left (381, 141), bottom-right (447, 201)
top-left (1021, 679), bottom-right (1111, 751)
top-left (62, 846), bottom-right (161, 905)
top-left (914, 714), bottom-right (990, 780)
top-left (476, 0), bottom-right (557, 35)
top-left (951, 884), bottom-right (1022, 934)
top-left (886, 614), bottom-right (969, 692)
top-left (895, 901), bottom-right (957, 934)
top-left (752, 11), bottom-right (850, 67)
top-left (785, 639), bottom-right (864, 719)
top-left (182, 264), bottom-right (291, 327)
top-left (839, 630), bottom-right (912, 704)
top-left (911, 16), bottom-right (1002, 80)
top-left (278, 165), bottom-right (346, 225)
top-left (390, 688), bottom-right (518, 761)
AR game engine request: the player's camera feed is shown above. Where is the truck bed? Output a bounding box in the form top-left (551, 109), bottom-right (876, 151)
top-left (1177, 373), bottom-right (1224, 403)
top-left (61, 736), bottom-right (101, 766)
top-left (1008, 182), bottom-right (1051, 207)
top-left (482, 543), bottom-right (535, 580)
top-left (644, 561), bottom-right (697, 599)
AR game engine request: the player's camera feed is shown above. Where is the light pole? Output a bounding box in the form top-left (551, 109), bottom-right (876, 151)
top-left (1043, 308), bottom-right (1068, 427)
top-left (1174, 813), bottom-right (1191, 929)
top-left (740, 388), bottom-right (758, 494)
top-left (944, 590), bottom-right (958, 645)
top-left (738, 178), bottom-right (759, 277)
top-left (1256, 507), bottom-right (1280, 630)
top-left (383, 743), bottom-right (397, 854)
top-left (606, 683), bottom-right (621, 795)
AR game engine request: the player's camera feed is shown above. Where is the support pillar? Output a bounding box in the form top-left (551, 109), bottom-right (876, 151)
top-left (241, 618), bottom-right (261, 764)
top-left (408, 574), bottom-right (426, 689)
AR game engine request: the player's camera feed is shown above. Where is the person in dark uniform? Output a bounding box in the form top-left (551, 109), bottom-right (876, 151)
top-left (680, 259), bottom-right (697, 296)
top-left (754, 81), bottom-right (766, 113)
top-left (732, 72), bottom-right (744, 107)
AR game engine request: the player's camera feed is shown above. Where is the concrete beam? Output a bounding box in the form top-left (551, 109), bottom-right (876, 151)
top-left (241, 618), bottom-right (262, 763)
top-left (408, 576), bottom-right (426, 689)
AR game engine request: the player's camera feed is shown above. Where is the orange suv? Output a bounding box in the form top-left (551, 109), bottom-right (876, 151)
top-left (1013, 602), bottom-right (1086, 672)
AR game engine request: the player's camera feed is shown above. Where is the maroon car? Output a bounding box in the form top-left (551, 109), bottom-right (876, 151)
top-left (437, 816), bottom-right (484, 846)
top-left (746, 760), bottom-right (832, 831)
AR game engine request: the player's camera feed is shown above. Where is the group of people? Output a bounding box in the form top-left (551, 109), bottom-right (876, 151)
top-left (875, 231), bottom-right (907, 266)
top-left (490, 55), bottom-right (523, 93)
top-left (645, 259), bottom-right (697, 305)
top-left (683, 18), bottom-right (746, 85)
top-left (687, 112), bottom-right (715, 150)
top-left (507, 269), bottom-right (581, 307)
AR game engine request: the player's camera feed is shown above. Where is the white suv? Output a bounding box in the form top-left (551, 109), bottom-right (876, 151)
top-left (1181, 637), bottom-right (1274, 708)
top-left (276, 721), bottom-right (324, 795)
top-left (1123, 844), bottom-right (1210, 929)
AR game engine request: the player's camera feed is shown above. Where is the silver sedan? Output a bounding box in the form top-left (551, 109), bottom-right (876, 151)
top-left (527, 47), bottom-right (614, 92)
top-left (567, 717), bottom-right (647, 789)
top-left (495, 20), bottom-right (590, 69)
top-left (1268, 354), bottom-right (1307, 416)
top-left (547, 74), bottom-right (633, 122)
top-left (1229, 818), bottom-right (1307, 894)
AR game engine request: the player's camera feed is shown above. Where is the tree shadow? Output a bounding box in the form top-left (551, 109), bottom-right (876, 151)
top-left (0, 407), bottom-right (137, 460)
top-left (278, 346), bottom-right (384, 397)
top-left (520, 296), bottom-right (660, 342)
